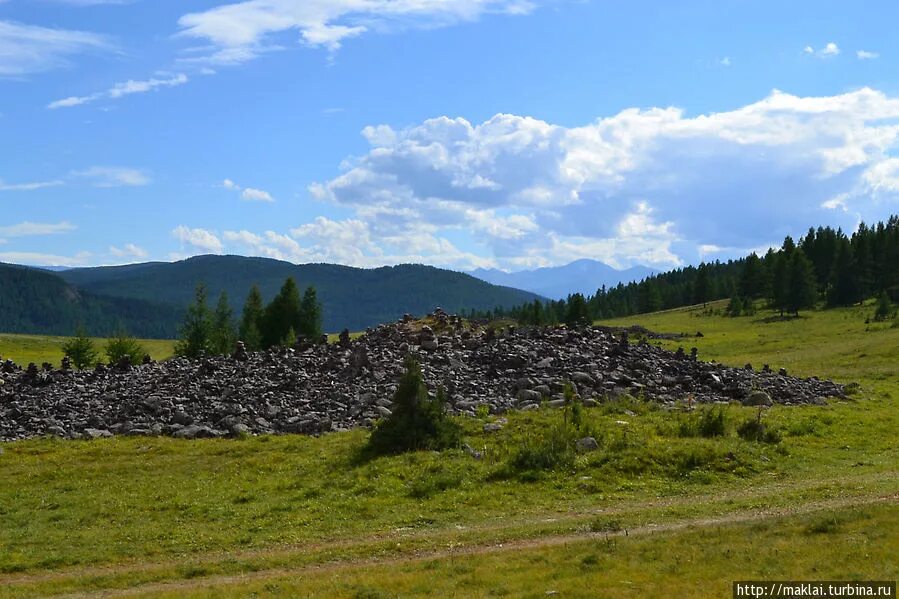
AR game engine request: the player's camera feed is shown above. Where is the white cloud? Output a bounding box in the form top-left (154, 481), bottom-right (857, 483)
top-left (241, 187), bottom-right (274, 202)
top-left (176, 0), bottom-right (538, 65)
top-left (108, 243), bottom-right (148, 259)
top-left (857, 50), bottom-right (879, 60)
top-left (804, 42), bottom-right (840, 58)
top-left (306, 87), bottom-right (899, 269)
top-left (0, 221), bottom-right (76, 237)
top-left (48, 73), bottom-right (188, 109)
top-left (0, 251), bottom-right (91, 266)
top-left (172, 225), bottom-right (223, 253)
top-left (73, 166), bottom-right (151, 187)
top-left (222, 178), bottom-right (274, 202)
top-left (719, 56), bottom-right (731, 67)
top-left (0, 179), bottom-right (64, 191)
top-left (0, 19), bottom-right (109, 76)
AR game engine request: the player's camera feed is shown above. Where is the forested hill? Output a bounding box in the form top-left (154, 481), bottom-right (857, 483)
top-left (57, 255), bottom-right (542, 333)
top-left (0, 263), bottom-right (181, 338)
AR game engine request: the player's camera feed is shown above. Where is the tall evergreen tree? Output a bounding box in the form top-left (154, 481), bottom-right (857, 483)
top-left (693, 264), bottom-right (711, 305)
top-left (210, 291), bottom-right (236, 355)
top-left (827, 240), bottom-right (860, 307)
top-left (740, 252), bottom-right (767, 298)
top-left (564, 293), bottom-right (591, 326)
top-left (262, 277), bottom-right (302, 348)
top-left (638, 280), bottom-right (662, 313)
top-left (174, 283), bottom-right (212, 358)
top-left (770, 253), bottom-right (789, 316)
top-left (298, 286), bottom-right (323, 342)
top-left (786, 249), bottom-right (817, 315)
top-left (239, 285), bottom-right (265, 351)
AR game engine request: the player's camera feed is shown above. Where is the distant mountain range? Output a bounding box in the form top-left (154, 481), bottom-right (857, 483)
top-left (0, 255), bottom-right (541, 338)
top-left (469, 259), bottom-right (657, 300)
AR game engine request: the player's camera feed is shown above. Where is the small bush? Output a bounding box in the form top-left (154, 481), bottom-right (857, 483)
top-left (873, 291), bottom-right (894, 322)
top-left (61, 327), bottom-right (98, 370)
top-left (737, 410), bottom-right (782, 444)
top-left (508, 424), bottom-right (576, 474)
top-left (104, 329), bottom-right (146, 366)
top-left (679, 406), bottom-right (727, 438)
top-left (366, 356), bottom-right (462, 456)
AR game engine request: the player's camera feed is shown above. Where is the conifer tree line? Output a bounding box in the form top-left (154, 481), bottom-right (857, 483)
top-left (467, 215), bottom-right (899, 324)
top-left (175, 277), bottom-right (323, 358)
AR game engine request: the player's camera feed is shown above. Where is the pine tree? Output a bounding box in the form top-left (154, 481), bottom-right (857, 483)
top-left (786, 249), bottom-right (817, 315)
top-left (239, 285), bottom-right (264, 351)
top-left (726, 295), bottom-right (743, 317)
top-left (298, 286), bottom-right (323, 342)
top-left (210, 291), bottom-right (236, 355)
top-left (770, 253), bottom-right (789, 316)
top-left (62, 326), bottom-right (98, 370)
top-left (827, 240), bottom-right (860, 307)
top-left (638, 280), bottom-right (662, 313)
top-left (740, 252), bottom-right (767, 298)
top-left (693, 264), bottom-right (710, 305)
top-left (873, 291), bottom-right (893, 322)
top-left (564, 293), bottom-right (591, 326)
top-left (174, 283), bottom-right (212, 358)
top-left (262, 277), bottom-right (302, 348)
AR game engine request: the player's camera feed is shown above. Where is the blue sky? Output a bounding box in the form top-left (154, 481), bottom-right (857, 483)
top-left (1, 0), bottom-right (898, 271)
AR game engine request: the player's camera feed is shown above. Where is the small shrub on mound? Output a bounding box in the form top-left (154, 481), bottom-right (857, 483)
top-left (508, 424), bottom-right (577, 474)
top-left (61, 327), bottom-right (98, 370)
top-left (678, 406), bottom-right (727, 438)
top-left (104, 329), bottom-right (146, 366)
top-left (505, 383), bottom-right (584, 477)
top-left (737, 409), bottom-right (782, 444)
top-left (366, 356), bottom-right (462, 456)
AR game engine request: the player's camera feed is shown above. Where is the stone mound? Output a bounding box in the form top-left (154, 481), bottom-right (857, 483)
top-left (0, 311), bottom-right (844, 441)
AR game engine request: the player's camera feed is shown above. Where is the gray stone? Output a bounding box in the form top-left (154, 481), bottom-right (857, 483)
top-left (575, 437), bottom-right (599, 452)
top-left (743, 390), bottom-right (772, 406)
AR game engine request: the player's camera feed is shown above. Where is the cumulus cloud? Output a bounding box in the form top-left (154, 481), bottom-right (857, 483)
top-left (176, 0), bottom-right (538, 65)
top-left (302, 87), bottom-right (899, 270)
top-left (222, 178), bottom-right (275, 202)
top-left (0, 19), bottom-right (109, 76)
top-left (857, 50), bottom-right (879, 60)
top-left (73, 166), bottom-right (151, 187)
top-left (48, 73), bottom-right (188, 109)
top-left (171, 225), bottom-right (223, 253)
top-left (804, 42), bottom-right (840, 58)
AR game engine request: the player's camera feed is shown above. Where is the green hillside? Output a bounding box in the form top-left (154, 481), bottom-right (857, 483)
top-left (58, 255), bottom-right (541, 332)
top-left (0, 263), bottom-right (182, 338)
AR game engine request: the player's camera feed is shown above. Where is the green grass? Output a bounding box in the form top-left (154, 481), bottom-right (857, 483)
top-left (0, 302), bottom-right (897, 597)
top-left (126, 503), bottom-right (899, 598)
top-left (0, 333), bottom-right (175, 367)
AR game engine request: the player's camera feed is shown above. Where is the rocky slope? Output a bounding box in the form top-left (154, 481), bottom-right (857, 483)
top-left (0, 311), bottom-right (844, 441)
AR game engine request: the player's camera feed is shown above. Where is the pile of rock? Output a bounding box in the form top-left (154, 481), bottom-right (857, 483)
top-left (0, 311), bottom-right (845, 441)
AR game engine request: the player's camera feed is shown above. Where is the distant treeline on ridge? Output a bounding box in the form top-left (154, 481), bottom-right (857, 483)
top-left (469, 215), bottom-right (899, 325)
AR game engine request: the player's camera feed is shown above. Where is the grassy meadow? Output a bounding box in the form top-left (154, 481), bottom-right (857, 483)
top-left (0, 301), bottom-right (897, 597)
top-left (0, 333), bottom-right (175, 368)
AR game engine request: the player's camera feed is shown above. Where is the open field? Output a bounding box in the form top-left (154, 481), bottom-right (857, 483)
top-left (0, 334), bottom-right (176, 368)
top-left (1, 302), bottom-right (897, 597)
